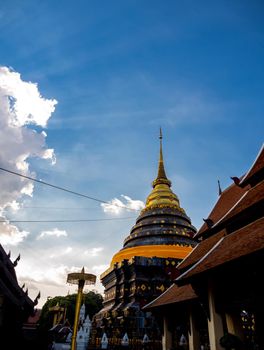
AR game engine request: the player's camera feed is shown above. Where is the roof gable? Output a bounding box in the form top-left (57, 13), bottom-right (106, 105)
top-left (240, 143), bottom-right (264, 187)
top-left (195, 182), bottom-right (247, 238)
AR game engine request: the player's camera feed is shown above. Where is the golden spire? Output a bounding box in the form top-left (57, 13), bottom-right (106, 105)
top-left (152, 128), bottom-right (171, 188)
top-left (143, 129), bottom-right (183, 212)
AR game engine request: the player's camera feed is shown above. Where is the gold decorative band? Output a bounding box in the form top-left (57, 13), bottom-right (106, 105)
top-left (111, 244), bottom-right (193, 265)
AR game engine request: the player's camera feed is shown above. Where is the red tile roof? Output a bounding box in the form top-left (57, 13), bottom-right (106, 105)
top-left (212, 179), bottom-right (264, 228)
top-left (177, 216), bottom-right (264, 282)
top-left (143, 283), bottom-right (197, 309)
top-left (195, 182), bottom-right (247, 238)
top-left (23, 309), bottom-right (41, 329)
top-left (240, 144), bottom-right (264, 187)
top-left (178, 229), bottom-right (226, 271)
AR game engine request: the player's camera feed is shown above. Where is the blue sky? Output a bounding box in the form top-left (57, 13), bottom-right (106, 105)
top-left (0, 0), bottom-right (263, 306)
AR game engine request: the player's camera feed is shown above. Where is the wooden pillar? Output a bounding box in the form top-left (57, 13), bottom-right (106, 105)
top-left (207, 284), bottom-right (224, 350)
top-left (188, 310), bottom-right (200, 350)
top-left (162, 316), bottom-right (172, 350)
top-left (225, 312), bottom-right (244, 341)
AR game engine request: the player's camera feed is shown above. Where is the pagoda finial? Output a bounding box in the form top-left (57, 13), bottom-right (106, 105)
top-left (158, 127), bottom-right (165, 177)
top-left (152, 128), bottom-right (171, 187)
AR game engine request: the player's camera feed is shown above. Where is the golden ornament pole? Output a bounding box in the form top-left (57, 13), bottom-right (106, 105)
top-left (67, 267), bottom-right (96, 350)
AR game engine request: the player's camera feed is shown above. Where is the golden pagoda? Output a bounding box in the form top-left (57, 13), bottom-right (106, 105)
top-left (92, 130), bottom-right (197, 345)
top-left (111, 129), bottom-right (196, 265)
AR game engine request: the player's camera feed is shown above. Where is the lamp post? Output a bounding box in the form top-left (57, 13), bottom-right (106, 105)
top-left (67, 267), bottom-right (96, 350)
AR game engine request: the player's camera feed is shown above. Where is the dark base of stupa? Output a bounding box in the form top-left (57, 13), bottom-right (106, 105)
top-left (89, 302), bottom-right (162, 349)
top-left (91, 256), bottom-right (184, 349)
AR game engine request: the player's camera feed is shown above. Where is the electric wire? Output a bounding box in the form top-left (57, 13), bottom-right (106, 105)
top-left (21, 206), bottom-right (99, 210)
top-left (0, 170), bottom-right (138, 299)
top-left (0, 217), bottom-right (136, 223)
top-left (0, 167), bottom-right (140, 212)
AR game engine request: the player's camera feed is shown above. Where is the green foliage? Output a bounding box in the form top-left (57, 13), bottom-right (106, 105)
top-left (38, 291), bottom-right (103, 332)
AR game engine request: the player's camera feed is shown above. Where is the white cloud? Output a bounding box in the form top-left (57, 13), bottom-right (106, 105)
top-left (101, 194), bottom-right (144, 215)
top-left (91, 264), bottom-right (109, 275)
top-left (0, 221), bottom-right (29, 245)
top-left (20, 182), bottom-right (34, 197)
top-left (84, 247), bottom-right (103, 257)
top-left (0, 66), bottom-right (57, 127)
top-left (42, 148), bottom-right (56, 165)
top-left (121, 195), bottom-right (145, 210)
top-left (12, 237), bottom-right (110, 305)
top-left (37, 228), bottom-right (67, 239)
top-left (0, 66), bottom-right (57, 245)
top-left (16, 262), bottom-right (103, 307)
top-left (3, 200), bottom-right (21, 212)
top-left (49, 246), bottom-right (73, 259)
top-left (65, 246), bottom-right (73, 254)
top-left (17, 263), bottom-right (71, 288)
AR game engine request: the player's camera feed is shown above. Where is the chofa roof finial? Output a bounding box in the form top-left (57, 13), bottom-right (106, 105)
top-left (231, 176), bottom-right (241, 186)
top-left (218, 180), bottom-right (222, 196)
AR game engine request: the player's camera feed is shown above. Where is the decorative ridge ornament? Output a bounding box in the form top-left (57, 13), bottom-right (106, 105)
top-left (34, 291), bottom-right (41, 305)
top-left (203, 218), bottom-right (214, 228)
top-left (13, 253), bottom-right (20, 267)
top-left (218, 179), bottom-right (222, 196)
top-left (231, 176), bottom-right (241, 186)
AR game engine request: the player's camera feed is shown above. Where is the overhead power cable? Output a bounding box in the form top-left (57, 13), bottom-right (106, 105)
top-left (21, 206), bottom-right (99, 210)
top-left (0, 167), bottom-right (140, 212)
top-left (0, 217), bottom-right (136, 223)
top-left (3, 206), bottom-right (101, 210)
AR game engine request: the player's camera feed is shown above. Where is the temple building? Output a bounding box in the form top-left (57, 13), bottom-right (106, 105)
top-left (145, 143), bottom-right (264, 350)
top-left (0, 244), bottom-right (39, 348)
top-left (52, 303), bottom-right (92, 350)
top-left (91, 131), bottom-right (197, 347)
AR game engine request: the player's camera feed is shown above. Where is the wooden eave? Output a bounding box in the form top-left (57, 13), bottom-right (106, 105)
top-left (177, 216), bottom-right (264, 284)
top-left (177, 229), bottom-right (226, 272)
top-left (143, 283), bottom-right (197, 310)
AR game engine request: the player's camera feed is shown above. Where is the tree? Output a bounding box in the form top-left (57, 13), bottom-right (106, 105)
top-left (37, 291), bottom-right (103, 349)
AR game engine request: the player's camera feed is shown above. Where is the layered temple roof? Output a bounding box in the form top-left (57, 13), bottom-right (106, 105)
top-left (110, 130), bottom-right (197, 265)
top-left (0, 244), bottom-right (35, 309)
top-left (178, 217), bottom-right (264, 282)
